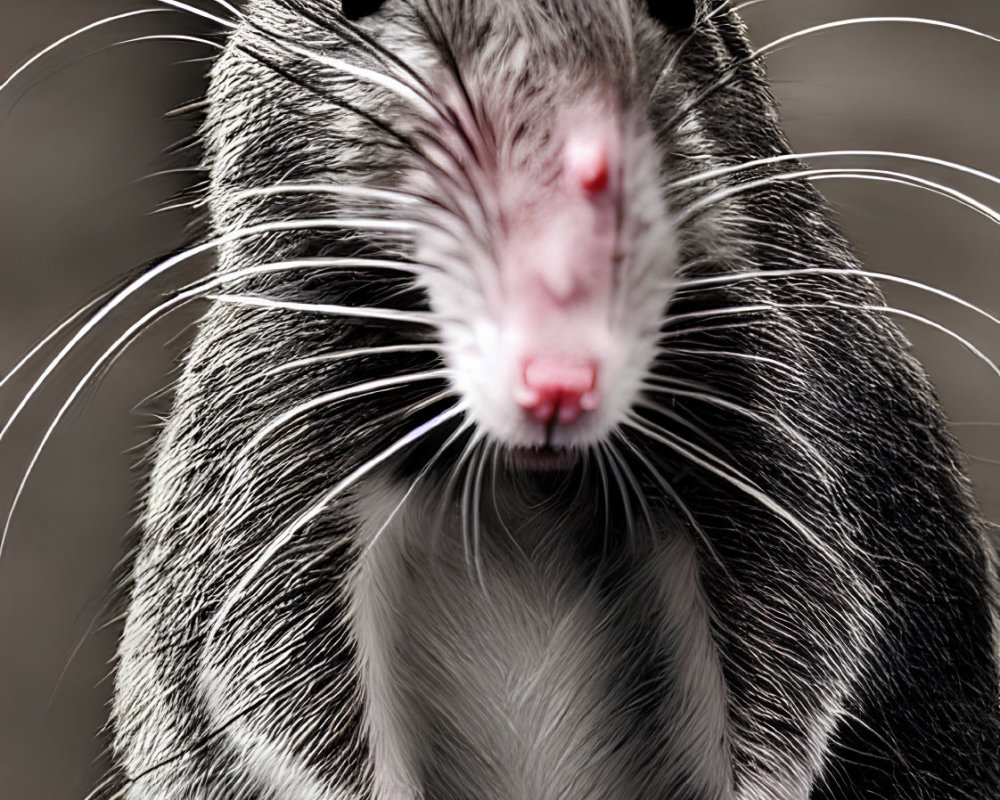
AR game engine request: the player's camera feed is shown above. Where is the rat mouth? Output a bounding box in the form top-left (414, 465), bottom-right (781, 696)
top-left (509, 445), bottom-right (580, 472)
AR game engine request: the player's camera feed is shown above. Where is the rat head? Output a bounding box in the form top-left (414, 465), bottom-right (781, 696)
top-left (206, 0), bottom-right (780, 467)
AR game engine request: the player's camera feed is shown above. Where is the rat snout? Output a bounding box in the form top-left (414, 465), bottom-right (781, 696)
top-left (497, 113), bottom-right (621, 434)
top-left (515, 357), bottom-right (600, 426)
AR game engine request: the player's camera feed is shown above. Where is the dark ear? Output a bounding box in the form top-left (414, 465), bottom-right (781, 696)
top-left (341, 0), bottom-right (387, 21)
top-left (645, 0), bottom-right (698, 30)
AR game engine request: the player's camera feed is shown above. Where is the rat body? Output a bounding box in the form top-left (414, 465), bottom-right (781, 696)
top-left (106, 0), bottom-right (1000, 797)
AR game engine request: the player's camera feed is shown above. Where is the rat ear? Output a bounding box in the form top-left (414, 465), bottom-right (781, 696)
top-left (645, 0), bottom-right (698, 29)
top-left (341, 0), bottom-right (386, 21)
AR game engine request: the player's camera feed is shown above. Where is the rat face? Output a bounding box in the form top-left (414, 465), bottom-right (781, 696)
top-left (225, 0), bottom-right (713, 459)
top-left (204, 0), bottom-right (794, 477)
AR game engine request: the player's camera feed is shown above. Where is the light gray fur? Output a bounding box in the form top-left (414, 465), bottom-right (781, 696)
top-left (349, 474), bottom-right (732, 800)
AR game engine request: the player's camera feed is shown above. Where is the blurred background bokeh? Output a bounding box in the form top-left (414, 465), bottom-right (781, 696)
top-left (1, 1), bottom-right (999, 797)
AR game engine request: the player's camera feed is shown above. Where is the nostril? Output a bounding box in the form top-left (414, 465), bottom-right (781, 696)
top-left (565, 136), bottom-right (610, 195)
top-left (517, 358), bottom-right (599, 425)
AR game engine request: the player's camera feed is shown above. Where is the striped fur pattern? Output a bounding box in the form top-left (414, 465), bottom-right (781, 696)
top-left (107, 0), bottom-right (1000, 797)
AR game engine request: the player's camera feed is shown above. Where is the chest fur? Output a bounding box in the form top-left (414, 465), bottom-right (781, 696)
top-left (350, 476), bottom-right (731, 800)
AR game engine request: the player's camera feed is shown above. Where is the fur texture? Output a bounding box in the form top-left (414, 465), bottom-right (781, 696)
top-left (107, 0), bottom-right (1000, 798)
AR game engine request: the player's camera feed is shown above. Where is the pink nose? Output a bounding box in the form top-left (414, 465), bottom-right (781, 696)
top-left (517, 358), bottom-right (599, 426)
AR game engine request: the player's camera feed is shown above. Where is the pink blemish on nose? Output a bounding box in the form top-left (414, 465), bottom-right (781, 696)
top-left (517, 358), bottom-right (600, 426)
top-left (565, 136), bottom-right (610, 194)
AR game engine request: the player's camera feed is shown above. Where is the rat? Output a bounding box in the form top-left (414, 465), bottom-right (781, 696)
top-left (9, 0), bottom-right (998, 798)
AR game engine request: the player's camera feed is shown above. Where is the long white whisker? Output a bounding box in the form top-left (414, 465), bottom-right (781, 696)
top-left (753, 17), bottom-right (1000, 61)
top-left (655, 0), bottom-right (760, 94)
top-left (860, 304), bottom-right (1000, 381)
top-left (592, 446), bottom-right (612, 550)
top-left (598, 441), bottom-right (636, 537)
top-left (606, 440), bottom-right (656, 540)
top-left (261, 36), bottom-right (436, 115)
top-left (658, 347), bottom-right (802, 379)
top-left (624, 414), bottom-right (849, 571)
top-left (239, 369), bottom-right (452, 461)
top-left (611, 429), bottom-right (728, 576)
top-left (207, 401), bottom-right (467, 647)
top-left (0, 256), bottom-right (426, 558)
top-left (661, 301), bottom-right (1000, 382)
top-left (232, 182), bottom-right (422, 206)
top-left (638, 388), bottom-right (831, 480)
top-left (634, 388), bottom-right (732, 455)
top-left (672, 267), bottom-right (1000, 330)
top-left (460, 440), bottom-right (483, 572)
top-left (658, 319), bottom-right (774, 343)
top-left (265, 344), bottom-right (438, 376)
top-left (118, 34), bottom-right (224, 50)
top-left (154, 0), bottom-right (235, 28)
top-left (362, 418), bottom-right (476, 558)
top-left (1, 10), bottom-right (168, 97)
top-left (668, 16), bottom-right (1000, 134)
top-left (676, 168), bottom-right (1000, 228)
top-left (191, 0), bottom-right (242, 18)
top-left (661, 304), bottom-right (779, 330)
top-left (0, 218), bottom-right (422, 452)
top-left (727, 0), bottom-right (769, 14)
top-left (206, 294), bottom-right (434, 327)
top-left (471, 440), bottom-right (492, 589)
top-left (0, 295), bottom-right (105, 392)
top-left (672, 149), bottom-right (1000, 193)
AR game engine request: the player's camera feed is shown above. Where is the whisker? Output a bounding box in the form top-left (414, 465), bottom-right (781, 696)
top-left (232, 182), bottom-right (422, 207)
top-left (0, 256), bottom-right (430, 559)
top-left (471, 439), bottom-right (492, 590)
top-left (0, 216), bottom-right (425, 453)
top-left (460, 439), bottom-right (483, 573)
top-left (266, 0), bottom-right (449, 114)
top-left (238, 369), bottom-right (452, 462)
top-left (611, 429), bottom-right (728, 576)
top-left (671, 149), bottom-right (1000, 193)
top-left (1, 10), bottom-right (170, 97)
top-left (207, 293), bottom-right (435, 327)
top-left (660, 301), bottom-right (1000, 382)
top-left (589, 446), bottom-right (612, 558)
top-left (638, 387), bottom-right (831, 479)
top-left (598, 440), bottom-right (636, 538)
top-left (675, 168), bottom-right (1000, 228)
top-left (660, 304), bottom-right (780, 330)
top-left (206, 401), bottom-right (467, 648)
top-left (154, 0), bottom-right (236, 29)
top-left (246, 23), bottom-right (436, 115)
top-left (667, 15), bottom-right (1000, 130)
top-left (671, 266), bottom-right (1000, 331)
top-left (362, 417), bottom-right (476, 558)
top-left (623, 414), bottom-right (849, 571)
top-left (264, 344), bottom-right (439, 376)
top-left (0, 295), bottom-right (105, 392)
top-left (606, 439), bottom-right (657, 540)
top-left (230, 182), bottom-right (481, 258)
top-left (753, 17), bottom-right (1000, 61)
top-left (658, 319), bottom-right (775, 344)
top-left (191, 0), bottom-right (243, 18)
top-left (118, 33), bottom-right (224, 50)
top-left (657, 347), bottom-right (802, 380)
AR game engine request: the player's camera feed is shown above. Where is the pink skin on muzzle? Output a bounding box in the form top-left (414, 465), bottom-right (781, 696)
top-left (500, 108), bottom-right (621, 431)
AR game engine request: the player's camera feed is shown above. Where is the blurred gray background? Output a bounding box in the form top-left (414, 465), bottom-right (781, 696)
top-left (1, 0), bottom-right (999, 797)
